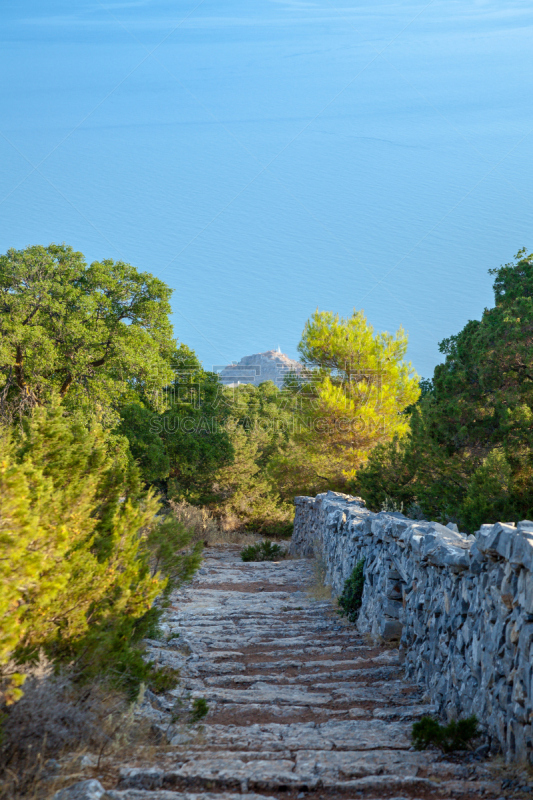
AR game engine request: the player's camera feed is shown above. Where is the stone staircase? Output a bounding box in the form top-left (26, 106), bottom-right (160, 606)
top-left (77, 547), bottom-right (502, 800)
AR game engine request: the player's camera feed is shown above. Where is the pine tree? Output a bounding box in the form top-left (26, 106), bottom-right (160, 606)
top-left (0, 406), bottom-right (170, 704)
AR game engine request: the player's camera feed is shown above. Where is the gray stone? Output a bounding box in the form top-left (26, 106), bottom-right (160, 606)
top-left (54, 781), bottom-right (106, 800)
top-left (382, 598), bottom-right (403, 618)
top-left (379, 618), bottom-right (403, 640)
top-left (479, 522), bottom-right (517, 559)
top-left (119, 769), bottom-right (164, 790)
top-left (510, 531), bottom-right (533, 572)
top-left (105, 793), bottom-right (271, 800)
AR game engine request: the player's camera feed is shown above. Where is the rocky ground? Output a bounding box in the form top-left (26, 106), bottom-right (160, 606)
top-left (55, 546), bottom-right (514, 800)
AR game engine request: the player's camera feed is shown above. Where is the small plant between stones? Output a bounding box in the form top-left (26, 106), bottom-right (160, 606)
top-left (190, 698), bottom-right (209, 723)
top-left (412, 715), bottom-right (479, 753)
top-left (337, 559), bottom-right (365, 622)
top-left (240, 541), bottom-right (287, 562)
top-left (168, 695), bottom-right (209, 728)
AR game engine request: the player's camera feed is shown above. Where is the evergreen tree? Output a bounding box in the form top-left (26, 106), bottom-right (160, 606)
top-left (0, 243), bottom-right (175, 421)
top-left (357, 250), bottom-right (533, 530)
top-left (0, 407), bottom-right (198, 704)
top-left (277, 309), bottom-right (420, 491)
top-left (211, 381), bottom-right (297, 533)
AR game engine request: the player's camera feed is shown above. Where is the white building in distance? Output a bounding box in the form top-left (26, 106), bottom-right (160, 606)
top-left (216, 349), bottom-right (303, 389)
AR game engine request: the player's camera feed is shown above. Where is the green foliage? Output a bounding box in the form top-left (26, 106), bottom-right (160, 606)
top-left (357, 250), bottom-right (533, 530)
top-left (0, 408), bottom-right (157, 670)
top-left (153, 311), bottom-right (419, 531)
top-left (159, 347), bottom-right (234, 502)
top-left (146, 666), bottom-right (180, 695)
top-left (113, 344), bottom-right (234, 495)
top-left (255, 520), bottom-right (294, 539)
top-left (118, 403), bottom-right (170, 483)
top-left (69, 611), bottom-right (167, 701)
top-left (412, 715), bottom-right (479, 753)
top-left (145, 515), bottom-right (203, 595)
top-left (271, 310), bottom-right (420, 495)
top-left (190, 697), bottom-right (209, 722)
top-left (0, 406), bottom-right (200, 704)
top-left (337, 560), bottom-right (365, 622)
top-left (69, 513), bottom-right (201, 700)
top-left (0, 245), bottom-right (211, 706)
top-left (208, 381), bottom-right (296, 532)
top-left (460, 448), bottom-right (513, 528)
top-left (0, 244), bottom-right (175, 421)
top-left (240, 541), bottom-right (287, 562)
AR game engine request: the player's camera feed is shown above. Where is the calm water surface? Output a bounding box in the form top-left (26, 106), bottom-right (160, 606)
top-left (2, 1), bottom-right (533, 375)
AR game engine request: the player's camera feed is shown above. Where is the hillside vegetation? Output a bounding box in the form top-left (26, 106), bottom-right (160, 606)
top-left (1, 241), bottom-right (530, 793)
top-left (356, 249), bottom-right (533, 531)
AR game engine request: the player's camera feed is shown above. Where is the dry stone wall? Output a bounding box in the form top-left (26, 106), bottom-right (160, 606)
top-left (290, 491), bottom-right (533, 764)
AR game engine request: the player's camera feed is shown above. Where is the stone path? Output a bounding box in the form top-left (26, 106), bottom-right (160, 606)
top-left (106, 547), bottom-right (501, 800)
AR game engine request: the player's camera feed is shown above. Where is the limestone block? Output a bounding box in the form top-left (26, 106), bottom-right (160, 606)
top-left (382, 598), bottom-right (403, 619)
top-left (54, 781), bottom-right (106, 800)
top-left (517, 520), bottom-right (533, 533)
top-left (522, 572), bottom-right (533, 615)
top-left (518, 623), bottom-right (533, 657)
top-left (428, 543), bottom-right (470, 571)
top-left (509, 531), bottom-right (533, 572)
top-left (379, 618), bottom-right (402, 640)
top-left (479, 522), bottom-right (517, 560)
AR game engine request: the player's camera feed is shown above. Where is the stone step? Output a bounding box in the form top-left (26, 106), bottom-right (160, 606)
top-left (104, 792), bottom-right (271, 800)
top-left (201, 666), bottom-right (401, 685)
top-left (115, 759), bottom-right (496, 797)
top-left (165, 720), bottom-right (414, 751)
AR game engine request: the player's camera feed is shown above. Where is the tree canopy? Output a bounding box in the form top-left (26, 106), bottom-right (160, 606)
top-left (284, 309), bottom-right (420, 488)
top-left (357, 249), bottom-right (533, 530)
top-left (0, 243), bottom-right (175, 419)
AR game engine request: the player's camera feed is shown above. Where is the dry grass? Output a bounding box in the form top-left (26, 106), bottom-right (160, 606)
top-left (167, 499), bottom-right (219, 544)
top-left (307, 551), bottom-right (333, 602)
top-left (168, 501), bottom-right (259, 547)
top-left (488, 755), bottom-right (533, 783)
top-left (212, 529), bottom-right (262, 547)
top-left (0, 659), bottom-right (146, 800)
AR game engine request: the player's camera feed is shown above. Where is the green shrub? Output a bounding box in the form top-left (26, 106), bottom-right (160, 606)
top-left (118, 403), bottom-right (170, 483)
top-left (240, 541), bottom-right (287, 562)
top-left (0, 407), bottom-right (199, 705)
top-left (145, 514), bottom-right (203, 596)
top-left (149, 665), bottom-right (180, 695)
top-left (257, 520), bottom-right (294, 539)
top-left (412, 715), bottom-right (479, 752)
top-left (338, 559), bottom-right (365, 622)
top-left (0, 243), bottom-right (176, 420)
top-left (190, 697), bottom-right (209, 722)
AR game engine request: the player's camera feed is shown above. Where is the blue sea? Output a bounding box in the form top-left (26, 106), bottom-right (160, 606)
top-left (2, 1), bottom-right (533, 377)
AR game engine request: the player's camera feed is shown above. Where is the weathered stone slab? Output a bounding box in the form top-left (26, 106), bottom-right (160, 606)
top-left (106, 791), bottom-right (271, 800)
top-left (294, 749), bottom-right (425, 780)
top-left (54, 781), bottom-right (106, 800)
